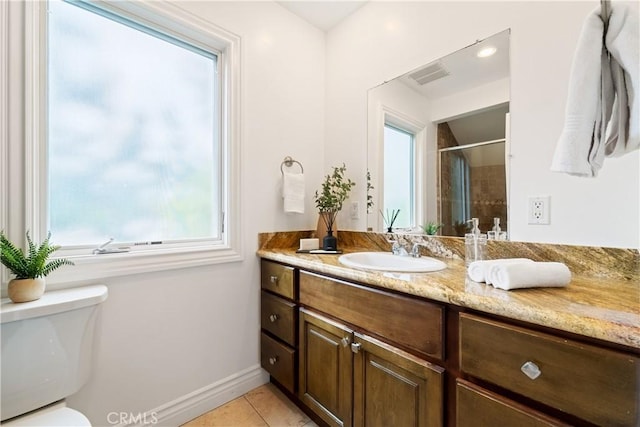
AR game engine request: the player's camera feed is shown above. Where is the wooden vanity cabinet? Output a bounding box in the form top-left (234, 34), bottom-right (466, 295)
top-left (459, 312), bottom-right (640, 427)
top-left (298, 273), bottom-right (445, 427)
top-left (260, 260), bottom-right (298, 393)
top-left (260, 258), bottom-right (639, 427)
top-left (298, 270), bottom-right (444, 360)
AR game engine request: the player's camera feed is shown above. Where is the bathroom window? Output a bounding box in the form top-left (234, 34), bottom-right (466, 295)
top-left (383, 124), bottom-right (415, 228)
top-left (25, 0), bottom-right (241, 279)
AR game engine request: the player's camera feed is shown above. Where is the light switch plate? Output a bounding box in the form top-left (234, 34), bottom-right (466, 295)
top-left (350, 201), bottom-right (360, 220)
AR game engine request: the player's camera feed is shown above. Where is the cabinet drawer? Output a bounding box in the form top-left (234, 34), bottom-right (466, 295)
top-left (300, 270), bottom-right (444, 360)
top-left (261, 291), bottom-right (297, 346)
top-left (261, 260), bottom-right (295, 299)
top-left (261, 332), bottom-right (295, 393)
top-left (459, 313), bottom-right (639, 427)
top-left (456, 380), bottom-right (568, 427)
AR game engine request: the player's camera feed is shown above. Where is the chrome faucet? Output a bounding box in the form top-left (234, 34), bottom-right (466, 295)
top-left (391, 238), bottom-right (409, 256)
top-left (410, 243), bottom-right (421, 258)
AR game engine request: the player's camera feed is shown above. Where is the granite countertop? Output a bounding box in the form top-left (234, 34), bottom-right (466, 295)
top-left (257, 234), bottom-right (640, 351)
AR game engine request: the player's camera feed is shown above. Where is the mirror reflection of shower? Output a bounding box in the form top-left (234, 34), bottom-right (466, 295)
top-left (438, 104), bottom-right (508, 237)
top-left (366, 29), bottom-right (510, 234)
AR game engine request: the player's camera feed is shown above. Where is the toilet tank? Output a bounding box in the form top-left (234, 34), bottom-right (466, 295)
top-left (0, 285), bottom-right (108, 421)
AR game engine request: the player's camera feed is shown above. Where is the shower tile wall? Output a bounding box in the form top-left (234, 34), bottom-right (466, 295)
top-left (469, 164), bottom-right (507, 233)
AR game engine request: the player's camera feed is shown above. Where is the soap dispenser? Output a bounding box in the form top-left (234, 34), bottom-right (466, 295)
top-left (488, 217), bottom-right (507, 241)
top-left (465, 218), bottom-right (487, 266)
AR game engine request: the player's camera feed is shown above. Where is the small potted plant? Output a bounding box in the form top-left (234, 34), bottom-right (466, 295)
top-left (0, 231), bottom-right (74, 303)
top-left (314, 164), bottom-right (356, 250)
top-left (421, 221), bottom-right (443, 236)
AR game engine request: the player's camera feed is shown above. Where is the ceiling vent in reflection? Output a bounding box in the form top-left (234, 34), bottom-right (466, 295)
top-left (408, 62), bottom-right (449, 85)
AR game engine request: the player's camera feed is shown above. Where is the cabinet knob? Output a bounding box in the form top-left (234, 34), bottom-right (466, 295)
top-left (269, 356), bottom-right (278, 365)
top-left (341, 336), bottom-right (350, 347)
top-left (269, 314), bottom-right (279, 322)
top-left (521, 361), bottom-right (541, 380)
top-left (269, 275), bottom-right (279, 284)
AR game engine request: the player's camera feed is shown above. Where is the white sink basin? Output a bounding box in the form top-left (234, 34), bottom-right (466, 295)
top-left (338, 252), bottom-right (447, 272)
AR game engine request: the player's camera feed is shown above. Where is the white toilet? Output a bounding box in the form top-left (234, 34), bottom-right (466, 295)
top-left (1, 284), bottom-right (108, 426)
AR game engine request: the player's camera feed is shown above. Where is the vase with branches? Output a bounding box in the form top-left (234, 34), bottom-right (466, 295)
top-left (314, 164), bottom-right (356, 250)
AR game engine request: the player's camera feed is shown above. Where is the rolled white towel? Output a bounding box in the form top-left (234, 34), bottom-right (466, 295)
top-left (488, 262), bottom-right (572, 290)
top-left (467, 259), bottom-right (533, 284)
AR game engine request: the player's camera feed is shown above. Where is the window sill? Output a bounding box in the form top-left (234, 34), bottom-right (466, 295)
top-left (43, 245), bottom-right (243, 285)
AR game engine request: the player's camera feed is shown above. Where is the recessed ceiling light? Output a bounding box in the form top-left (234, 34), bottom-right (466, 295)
top-left (477, 46), bottom-right (497, 58)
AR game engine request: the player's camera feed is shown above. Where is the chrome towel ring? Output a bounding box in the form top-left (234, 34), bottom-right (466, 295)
top-left (280, 156), bottom-right (304, 175)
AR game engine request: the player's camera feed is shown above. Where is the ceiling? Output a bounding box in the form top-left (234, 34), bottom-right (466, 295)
top-left (399, 29), bottom-right (510, 100)
top-left (276, 1), bottom-right (368, 31)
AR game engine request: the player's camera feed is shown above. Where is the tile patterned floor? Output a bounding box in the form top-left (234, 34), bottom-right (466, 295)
top-left (182, 383), bottom-right (318, 427)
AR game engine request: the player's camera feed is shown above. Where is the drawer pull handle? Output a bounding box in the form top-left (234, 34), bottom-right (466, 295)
top-left (341, 336), bottom-right (350, 347)
top-left (269, 275), bottom-right (279, 284)
top-left (269, 314), bottom-right (279, 322)
top-left (269, 356), bottom-right (278, 365)
top-left (521, 361), bottom-right (541, 380)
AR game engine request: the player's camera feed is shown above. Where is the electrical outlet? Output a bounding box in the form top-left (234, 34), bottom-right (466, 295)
top-left (528, 196), bottom-right (550, 224)
top-left (350, 201), bottom-right (360, 220)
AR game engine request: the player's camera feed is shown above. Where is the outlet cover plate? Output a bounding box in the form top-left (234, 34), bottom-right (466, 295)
top-left (528, 196), bottom-right (550, 224)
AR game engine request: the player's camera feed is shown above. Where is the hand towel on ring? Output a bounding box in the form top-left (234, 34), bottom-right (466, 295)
top-left (283, 171), bottom-right (305, 214)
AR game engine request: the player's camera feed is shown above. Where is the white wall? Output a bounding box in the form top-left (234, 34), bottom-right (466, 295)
top-left (5, 1), bottom-right (325, 425)
top-left (430, 77), bottom-right (509, 123)
top-left (326, 1), bottom-right (639, 248)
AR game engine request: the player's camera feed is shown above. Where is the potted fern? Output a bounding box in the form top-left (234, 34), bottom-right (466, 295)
top-left (314, 164), bottom-right (356, 250)
top-left (1, 231), bottom-right (74, 303)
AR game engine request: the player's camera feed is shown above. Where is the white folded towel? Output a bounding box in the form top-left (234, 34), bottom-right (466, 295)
top-left (488, 262), bottom-right (572, 291)
top-left (283, 171), bottom-right (305, 214)
top-left (551, 2), bottom-right (639, 177)
top-left (467, 258), bottom-right (533, 284)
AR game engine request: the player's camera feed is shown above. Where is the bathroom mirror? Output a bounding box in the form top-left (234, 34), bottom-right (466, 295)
top-left (367, 30), bottom-right (510, 236)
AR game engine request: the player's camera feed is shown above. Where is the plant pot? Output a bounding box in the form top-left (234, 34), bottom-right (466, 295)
top-left (316, 213), bottom-right (338, 241)
top-left (322, 231), bottom-right (338, 251)
top-left (7, 278), bottom-right (46, 303)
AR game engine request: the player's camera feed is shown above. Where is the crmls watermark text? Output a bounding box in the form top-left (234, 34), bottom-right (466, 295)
top-left (107, 412), bottom-right (158, 425)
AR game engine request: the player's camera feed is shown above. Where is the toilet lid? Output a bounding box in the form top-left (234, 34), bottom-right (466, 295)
top-left (3, 407), bottom-right (91, 426)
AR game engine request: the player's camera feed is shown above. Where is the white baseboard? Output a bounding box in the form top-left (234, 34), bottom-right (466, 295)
top-left (125, 365), bottom-right (269, 427)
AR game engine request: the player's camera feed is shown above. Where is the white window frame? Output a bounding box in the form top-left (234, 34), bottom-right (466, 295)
top-left (383, 122), bottom-right (415, 228)
top-left (24, 0), bottom-right (242, 284)
top-left (0, 1), bottom-right (9, 287)
top-left (372, 104), bottom-right (427, 232)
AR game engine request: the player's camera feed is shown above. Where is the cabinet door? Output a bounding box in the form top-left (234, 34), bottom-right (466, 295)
top-left (460, 313), bottom-right (639, 427)
top-left (456, 380), bottom-right (570, 427)
top-left (261, 260), bottom-right (295, 299)
top-left (299, 308), bottom-right (353, 427)
top-left (261, 332), bottom-right (296, 393)
top-left (261, 290), bottom-right (297, 346)
top-left (353, 332), bottom-right (444, 427)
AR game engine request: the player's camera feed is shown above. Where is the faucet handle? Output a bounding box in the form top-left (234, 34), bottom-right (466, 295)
top-left (411, 243), bottom-right (421, 258)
